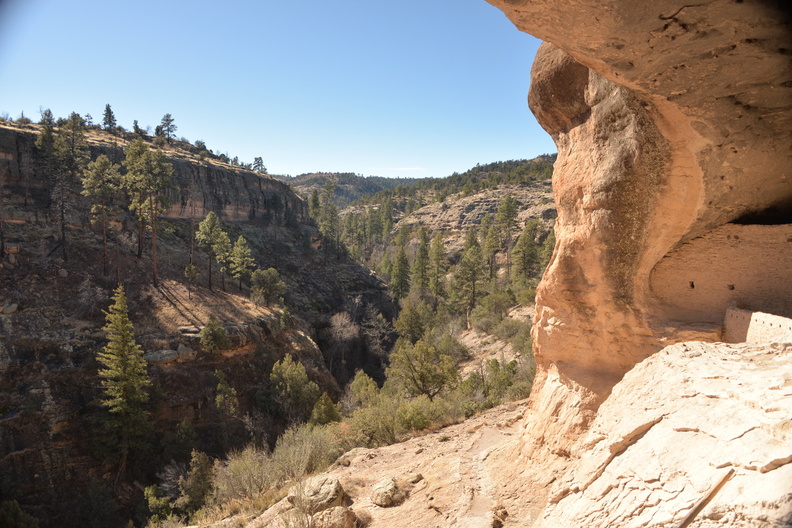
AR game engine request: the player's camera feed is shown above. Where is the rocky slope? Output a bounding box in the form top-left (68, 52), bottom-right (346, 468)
top-left (217, 334), bottom-right (790, 528)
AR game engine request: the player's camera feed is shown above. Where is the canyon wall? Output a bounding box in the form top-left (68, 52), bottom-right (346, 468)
top-left (484, 0), bottom-right (792, 400)
top-left (0, 126), bottom-right (308, 227)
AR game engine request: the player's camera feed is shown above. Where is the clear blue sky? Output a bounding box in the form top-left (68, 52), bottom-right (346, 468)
top-left (0, 0), bottom-right (555, 179)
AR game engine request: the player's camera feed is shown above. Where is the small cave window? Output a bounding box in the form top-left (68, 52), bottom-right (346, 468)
top-left (732, 203), bottom-right (792, 225)
top-left (727, 284), bottom-right (735, 290)
top-left (689, 281), bottom-right (695, 289)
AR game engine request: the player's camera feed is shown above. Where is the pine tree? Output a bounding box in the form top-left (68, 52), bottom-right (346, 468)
top-left (53, 112), bottom-right (88, 260)
top-left (196, 212), bottom-right (226, 291)
top-left (391, 245), bottom-right (410, 300)
top-left (428, 233), bottom-right (446, 302)
top-left (97, 285), bottom-right (151, 482)
top-left (495, 195), bottom-right (519, 275)
top-left (82, 155), bottom-right (121, 276)
top-left (411, 227), bottom-right (430, 296)
top-left (453, 229), bottom-right (485, 325)
top-left (308, 189), bottom-right (321, 222)
top-left (230, 235), bottom-right (255, 291)
top-left (251, 267), bottom-right (286, 307)
top-left (122, 139), bottom-right (174, 285)
top-left (160, 113), bottom-right (177, 144)
top-left (215, 230), bottom-right (232, 292)
top-left (318, 182), bottom-right (339, 256)
top-left (512, 219), bottom-right (542, 282)
top-left (102, 104), bottom-right (117, 132)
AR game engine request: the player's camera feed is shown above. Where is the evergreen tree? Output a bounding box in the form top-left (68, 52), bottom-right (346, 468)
top-left (512, 219), bottom-right (542, 282)
top-left (308, 189), bottom-right (321, 221)
top-left (428, 233), bottom-right (447, 302)
top-left (251, 267), bottom-right (286, 307)
top-left (81, 155), bottom-right (121, 276)
top-left (122, 139), bottom-right (174, 285)
top-left (214, 229), bottom-right (232, 292)
top-left (386, 338), bottom-right (457, 401)
top-left (252, 157), bottom-right (266, 173)
top-left (230, 235), bottom-right (255, 290)
top-left (318, 181), bottom-right (339, 255)
top-left (132, 119), bottom-right (144, 136)
top-left (270, 354), bottom-right (321, 424)
top-left (160, 113), bottom-right (177, 144)
top-left (195, 211), bottom-right (226, 291)
top-left (53, 112), bottom-right (88, 260)
top-left (411, 227), bottom-right (430, 296)
top-left (453, 229), bottom-right (485, 325)
top-left (483, 222), bottom-right (501, 280)
top-left (495, 195), bottom-right (519, 275)
top-left (102, 103), bottom-right (117, 132)
top-left (200, 316), bottom-right (230, 354)
top-left (390, 245), bottom-right (411, 300)
top-left (97, 284), bottom-right (151, 481)
top-left (379, 194), bottom-right (393, 242)
top-left (309, 393), bottom-right (341, 425)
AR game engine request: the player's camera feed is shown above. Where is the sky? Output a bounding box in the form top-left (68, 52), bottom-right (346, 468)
top-left (0, 0), bottom-right (555, 179)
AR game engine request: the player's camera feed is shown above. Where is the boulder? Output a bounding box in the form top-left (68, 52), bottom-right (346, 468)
top-left (177, 343), bottom-right (197, 361)
top-left (312, 506), bottom-right (357, 528)
top-left (2, 303), bottom-right (18, 315)
top-left (370, 477), bottom-right (406, 507)
top-left (143, 349), bottom-right (178, 364)
top-left (287, 475), bottom-right (348, 514)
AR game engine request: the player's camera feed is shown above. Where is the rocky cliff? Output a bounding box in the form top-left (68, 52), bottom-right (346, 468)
top-left (481, 0), bottom-right (792, 525)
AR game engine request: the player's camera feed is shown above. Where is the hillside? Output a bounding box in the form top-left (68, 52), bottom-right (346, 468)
top-left (0, 121), bottom-right (399, 525)
top-left (274, 172), bottom-right (424, 209)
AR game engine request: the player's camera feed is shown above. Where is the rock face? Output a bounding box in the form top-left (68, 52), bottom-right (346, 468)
top-left (486, 0), bottom-right (792, 394)
top-left (0, 125), bottom-right (307, 227)
top-left (478, 0), bottom-right (792, 525)
top-left (536, 339), bottom-right (792, 528)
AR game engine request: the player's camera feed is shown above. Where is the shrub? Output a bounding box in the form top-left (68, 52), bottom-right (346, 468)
top-left (210, 445), bottom-right (273, 504)
top-left (309, 393), bottom-right (341, 426)
top-left (200, 316), bottom-right (229, 354)
top-left (491, 318), bottom-right (523, 341)
top-left (270, 355), bottom-right (321, 424)
top-left (0, 500), bottom-right (39, 528)
top-left (346, 395), bottom-right (399, 446)
top-left (271, 424), bottom-right (340, 482)
top-left (251, 268), bottom-right (285, 307)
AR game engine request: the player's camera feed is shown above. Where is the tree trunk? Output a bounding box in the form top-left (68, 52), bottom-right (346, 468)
top-left (151, 195), bottom-right (158, 287)
top-left (101, 211), bottom-right (108, 276)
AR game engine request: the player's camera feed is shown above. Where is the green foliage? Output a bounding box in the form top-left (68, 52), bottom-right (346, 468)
top-left (0, 500), bottom-right (39, 528)
top-left (82, 154), bottom-right (122, 274)
top-left (229, 235), bottom-right (255, 290)
top-left (386, 339), bottom-right (457, 401)
top-left (471, 291), bottom-right (515, 333)
top-left (214, 370), bottom-right (238, 416)
top-left (428, 232), bottom-right (447, 301)
top-left (102, 103), bottom-right (116, 131)
top-left (393, 303), bottom-right (424, 345)
top-left (270, 355), bottom-right (321, 424)
top-left (97, 285), bottom-right (151, 474)
top-left (451, 229), bottom-right (485, 320)
top-left (347, 370), bottom-right (379, 411)
top-left (173, 450), bottom-right (213, 514)
top-left (390, 245), bottom-right (410, 300)
top-left (271, 424), bottom-right (340, 481)
top-left (410, 227), bottom-right (430, 296)
top-left (200, 316), bottom-right (229, 354)
top-left (318, 181), bottom-right (339, 254)
top-left (195, 212), bottom-right (228, 290)
top-left (309, 393), bottom-right (341, 426)
top-left (250, 267), bottom-right (285, 307)
top-left (209, 445), bottom-right (271, 504)
top-left (159, 113), bottom-right (177, 143)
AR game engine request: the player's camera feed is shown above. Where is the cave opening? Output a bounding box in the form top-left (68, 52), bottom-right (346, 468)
top-left (732, 202), bottom-right (792, 225)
